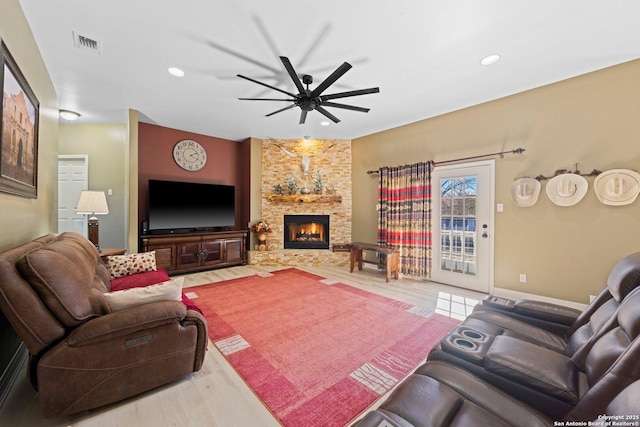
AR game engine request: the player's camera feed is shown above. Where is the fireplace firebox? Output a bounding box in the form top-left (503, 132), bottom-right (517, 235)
top-left (284, 215), bottom-right (330, 249)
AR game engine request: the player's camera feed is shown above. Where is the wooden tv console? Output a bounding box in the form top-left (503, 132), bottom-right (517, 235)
top-left (141, 230), bottom-right (248, 275)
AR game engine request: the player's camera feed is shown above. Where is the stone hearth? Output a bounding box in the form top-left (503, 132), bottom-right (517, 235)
top-left (249, 139), bottom-right (352, 267)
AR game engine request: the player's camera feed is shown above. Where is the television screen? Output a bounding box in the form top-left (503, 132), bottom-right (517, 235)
top-left (148, 180), bottom-right (235, 232)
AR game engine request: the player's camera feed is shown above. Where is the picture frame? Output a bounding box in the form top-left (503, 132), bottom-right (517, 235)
top-left (0, 39), bottom-right (39, 198)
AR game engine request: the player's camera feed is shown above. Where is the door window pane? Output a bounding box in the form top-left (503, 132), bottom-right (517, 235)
top-left (439, 175), bottom-right (477, 277)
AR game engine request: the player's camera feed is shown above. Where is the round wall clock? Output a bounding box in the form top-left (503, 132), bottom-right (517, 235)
top-left (173, 139), bottom-right (207, 171)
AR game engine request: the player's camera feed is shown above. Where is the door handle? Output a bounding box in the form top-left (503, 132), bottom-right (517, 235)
top-left (482, 224), bottom-right (488, 238)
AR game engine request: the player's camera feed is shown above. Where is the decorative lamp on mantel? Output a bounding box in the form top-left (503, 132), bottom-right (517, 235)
top-left (76, 191), bottom-right (109, 250)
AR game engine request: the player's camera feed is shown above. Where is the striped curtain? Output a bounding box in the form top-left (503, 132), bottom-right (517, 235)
top-left (377, 162), bottom-right (432, 278)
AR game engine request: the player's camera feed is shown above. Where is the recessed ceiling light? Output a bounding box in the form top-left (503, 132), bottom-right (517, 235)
top-left (320, 121), bottom-right (330, 126)
top-left (59, 109), bottom-right (81, 121)
top-left (168, 67), bottom-right (185, 77)
top-left (480, 54), bottom-right (501, 66)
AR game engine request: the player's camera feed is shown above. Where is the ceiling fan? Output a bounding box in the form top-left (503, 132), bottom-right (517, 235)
top-left (237, 56), bottom-right (379, 124)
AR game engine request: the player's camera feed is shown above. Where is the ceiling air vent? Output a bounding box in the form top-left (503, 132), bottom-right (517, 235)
top-left (72, 31), bottom-right (101, 54)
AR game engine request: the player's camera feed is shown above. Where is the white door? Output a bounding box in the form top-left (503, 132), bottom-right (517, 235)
top-left (431, 160), bottom-right (494, 293)
top-left (58, 155), bottom-right (88, 236)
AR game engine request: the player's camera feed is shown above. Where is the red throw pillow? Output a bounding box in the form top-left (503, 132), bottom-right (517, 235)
top-left (110, 269), bottom-right (170, 291)
top-left (109, 269), bottom-right (202, 314)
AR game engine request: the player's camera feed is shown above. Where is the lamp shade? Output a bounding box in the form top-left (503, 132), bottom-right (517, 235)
top-left (76, 191), bottom-right (109, 215)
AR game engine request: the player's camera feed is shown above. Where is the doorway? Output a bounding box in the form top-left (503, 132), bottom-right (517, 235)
top-left (431, 160), bottom-right (494, 293)
top-left (58, 155), bottom-right (88, 236)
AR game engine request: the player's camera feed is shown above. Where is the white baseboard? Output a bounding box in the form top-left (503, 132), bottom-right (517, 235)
top-left (492, 287), bottom-right (588, 311)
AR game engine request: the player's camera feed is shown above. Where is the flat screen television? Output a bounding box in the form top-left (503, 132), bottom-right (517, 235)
top-left (147, 179), bottom-right (235, 233)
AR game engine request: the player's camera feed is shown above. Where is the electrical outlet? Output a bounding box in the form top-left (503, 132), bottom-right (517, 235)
top-left (497, 203), bottom-right (504, 212)
top-left (519, 273), bottom-right (527, 283)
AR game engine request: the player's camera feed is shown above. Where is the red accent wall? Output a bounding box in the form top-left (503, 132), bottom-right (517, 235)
top-left (138, 123), bottom-right (247, 235)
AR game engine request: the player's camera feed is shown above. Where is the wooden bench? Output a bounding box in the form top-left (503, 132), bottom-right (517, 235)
top-left (347, 242), bottom-right (400, 282)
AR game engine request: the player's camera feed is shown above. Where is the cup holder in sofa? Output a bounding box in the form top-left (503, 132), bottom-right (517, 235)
top-left (460, 329), bottom-right (486, 342)
top-left (452, 337), bottom-right (478, 351)
top-left (438, 326), bottom-right (494, 365)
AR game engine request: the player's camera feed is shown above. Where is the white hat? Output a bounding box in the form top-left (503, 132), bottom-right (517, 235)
top-left (545, 174), bottom-right (588, 207)
top-left (594, 169), bottom-right (640, 206)
top-left (510, 178), bottom-right (541, 207)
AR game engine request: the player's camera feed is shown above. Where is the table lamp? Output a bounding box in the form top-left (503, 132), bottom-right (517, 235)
top-left (76, 190), bottom-right (109, 250)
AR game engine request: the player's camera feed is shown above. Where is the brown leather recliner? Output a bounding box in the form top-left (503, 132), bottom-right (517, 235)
top-left (447, 251), bottom-right (640, 356)
top-left (355, 361), bottom-right (640, 427)
top-left (427, 287), bottom-right (640, 420)
top-left (0, 232), bottom-right (208, 418)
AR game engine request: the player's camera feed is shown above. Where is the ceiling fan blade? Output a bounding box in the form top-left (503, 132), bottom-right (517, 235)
top-left (321, 101), bottom-right (370, 113)
top-left (237, 74), bottom-right (298, 98)
top-left (320, 87), bottom-right (380, 101)
top-left (309, 62), bottom-right (352, 98)
top-left (315, 106), bottom-right (340, 123)
top-left (265, 104), bottom-right (297, 117)
top-left (280, 56), bottom-right (306, 94)
top-left (299, 110), bottom-right (308, 124)
top-left (239, 98), bottom-right (296, 101)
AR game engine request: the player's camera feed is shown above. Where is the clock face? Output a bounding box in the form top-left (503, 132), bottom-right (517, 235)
top-left (173, 139), bottom-right (207, 171)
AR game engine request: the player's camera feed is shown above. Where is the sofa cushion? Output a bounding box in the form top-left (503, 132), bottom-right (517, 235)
top-left (109, 269), bottom-right (172, 292)
top-left (103, 277), bottom-right (183, 312)
top-left (109, 269), bottom-right (202, 315)
top-left (107, 251), bottom-right (157, 279)
top-left (16, 232), bottom-right (110, 327)
top-left (484, 335), bottom-right (579, 403)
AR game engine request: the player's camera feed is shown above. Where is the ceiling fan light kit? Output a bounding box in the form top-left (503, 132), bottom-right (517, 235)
top-left (237, 56), bottom-right (379, 124)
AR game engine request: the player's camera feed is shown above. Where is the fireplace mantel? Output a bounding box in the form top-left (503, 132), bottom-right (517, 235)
top-left (268, 194), bottom-right (342, 203)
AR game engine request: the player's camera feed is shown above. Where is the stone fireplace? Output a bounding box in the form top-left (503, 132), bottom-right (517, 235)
top-left (249, 139), bottom-right (352, 267)
top-left (284, 215), bottom-right (330, 249)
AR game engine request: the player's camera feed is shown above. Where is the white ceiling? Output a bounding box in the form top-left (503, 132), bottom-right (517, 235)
top-left (18, 0), bottom-right (640, 142)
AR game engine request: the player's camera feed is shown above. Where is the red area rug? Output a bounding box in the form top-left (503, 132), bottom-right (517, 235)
top-left (190, 268), bottom-right (459, 426)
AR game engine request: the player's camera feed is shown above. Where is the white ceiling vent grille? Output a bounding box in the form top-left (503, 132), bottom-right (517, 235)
top-left (72, 31), bottom-right (101, 54)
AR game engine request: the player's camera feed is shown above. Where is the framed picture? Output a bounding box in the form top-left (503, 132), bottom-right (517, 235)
top-left (0, 39), bottom-right (39, 198)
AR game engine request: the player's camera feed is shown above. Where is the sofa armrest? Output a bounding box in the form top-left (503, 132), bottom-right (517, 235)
top-left (484, 335), bottom-right (579, 404)
top-left (181, 308), bottom-right (209, 371)
top-left (67, 300), bottom-right (187, 346)
top-left (513, 300), bottom-right (581, 326)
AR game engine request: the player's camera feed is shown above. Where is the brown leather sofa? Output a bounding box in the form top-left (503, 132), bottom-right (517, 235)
top-left (455, 251), bottom-right (640, 356)
top-left (355, 252), bottom-right (640, 426)
top-left (356, 361), bottom-right (640, 427)
top-left (429, 287), bottom-right (640, 419)
top-left (0, 232), bottom-right (208, 418)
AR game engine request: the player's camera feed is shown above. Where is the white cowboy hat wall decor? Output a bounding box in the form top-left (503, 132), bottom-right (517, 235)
top-left (510, 178), bottom-right (541, 207)
top-left (545, 173), bottom-right (589, 207)
top-left (593, 169), bottom-right (640, 206)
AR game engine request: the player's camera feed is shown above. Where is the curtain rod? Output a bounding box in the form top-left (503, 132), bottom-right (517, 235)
top-left (366, 148), bottom-right (525, 175)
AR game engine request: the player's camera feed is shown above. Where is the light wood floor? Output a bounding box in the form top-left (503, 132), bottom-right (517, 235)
top-left (0, 265), bottom-right (486, 427)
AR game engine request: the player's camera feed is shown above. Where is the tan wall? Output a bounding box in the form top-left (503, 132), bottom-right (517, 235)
top-left (353, 59), bottom-right (640, 304)
top-left (58, 123), bottom-right (127, 249)
top-left (0, 0), bottom-right (58, 250)
top-left (126, 110), bottom-right (139, 253)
